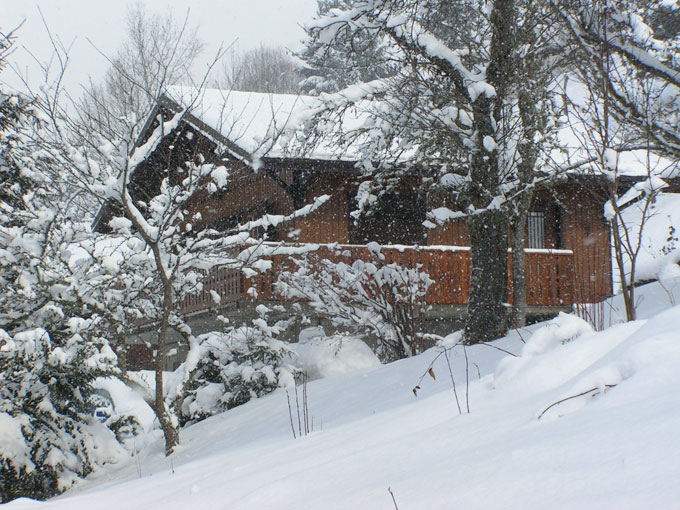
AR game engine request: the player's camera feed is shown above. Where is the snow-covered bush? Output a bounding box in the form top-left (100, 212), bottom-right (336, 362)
top-left (292, 329), bottom-right (381, 380)
top-left (0, 324), bottom-right (124, 503)
top-left (178, 308), bottom-right (298, 425)
top-left (276, 243), bottom-right (433, 362)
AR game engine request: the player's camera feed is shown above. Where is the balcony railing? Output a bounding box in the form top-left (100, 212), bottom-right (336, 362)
top-left (181, 243), bottom-right (575, 315)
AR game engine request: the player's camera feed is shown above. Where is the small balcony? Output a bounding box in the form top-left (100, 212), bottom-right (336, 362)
top-left (180, 244), bottom-right (576, 316)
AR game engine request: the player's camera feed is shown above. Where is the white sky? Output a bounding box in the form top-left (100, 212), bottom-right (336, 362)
top-left (1, 0), bottom-right (318, 95)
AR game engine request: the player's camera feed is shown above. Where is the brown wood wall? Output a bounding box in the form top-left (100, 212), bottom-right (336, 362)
top-left (181, 149), bottom-right (611, 304)
top-left (296, 173), bottom-right (350, 243)
top-left (191, 166), bottom-right (295, 237)
top-left (555, 183), bottom-right (613, 303)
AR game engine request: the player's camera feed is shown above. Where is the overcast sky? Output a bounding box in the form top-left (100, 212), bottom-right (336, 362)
top-left (2, 0), bottom-right (318, 95)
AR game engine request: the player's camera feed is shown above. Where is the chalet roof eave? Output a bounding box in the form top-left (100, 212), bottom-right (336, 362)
top-left (156, 94), bottom-right (254, 166)
top-left (92, 94), bottom-right (263, 232)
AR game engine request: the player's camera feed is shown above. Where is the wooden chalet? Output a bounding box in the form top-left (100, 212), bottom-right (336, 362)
top-left (95, 87), bottom-right (620, 365)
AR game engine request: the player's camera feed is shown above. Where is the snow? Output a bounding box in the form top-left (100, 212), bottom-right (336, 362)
top-left (616, 192), bottom-right (680, 287)
top-left (164, 87), bottom-right (322, 159)
top-left (4, 281), bottom-right (680, 509)
top-left (0, 413), bottom-right (34, 473)
top-left (93, 378), bottom-right (156, 434)
top-left (291, 331), bottom-right (381, 380)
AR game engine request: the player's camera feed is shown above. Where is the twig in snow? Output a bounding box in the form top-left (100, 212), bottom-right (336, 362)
top-left (477, 342), bottom-right (517, 357)
top-left (515, 328), bottom-right (528, 344)
top-left (286, 390), bottom-right (297, 439)
top-left (443, 349), bottom-right (462, 415)
top-left (294, 384), bottom-right (302, 437)
top-left (388, 487), bottom-right (400, 510)
top-left (537, 384), bottom-right (618, 421)
top-left (463, 345), bottom-right (470, 414)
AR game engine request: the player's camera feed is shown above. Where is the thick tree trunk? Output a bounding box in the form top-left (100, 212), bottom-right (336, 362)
top-left (510, 212), bottom-right (528, 328)
top-left (464, 210), bottom-right (509, 344)
top-left (463, 0), bottom-right (515, 344)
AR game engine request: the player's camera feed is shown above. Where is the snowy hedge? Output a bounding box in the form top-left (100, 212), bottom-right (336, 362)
top-left (0, 324), bottom-right (125, 503)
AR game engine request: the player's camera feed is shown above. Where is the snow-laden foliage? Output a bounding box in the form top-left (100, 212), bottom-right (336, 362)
top-left (0, 32), bottom-right (100, 342)
top-left (276, 243), bottom-right (433, 362)
top-left (298, 0), bottom-right (396, 95)
top-left (178, 308), bottom-right (298, 425)
top-left (0, 325), bottom-right (124, 503)
top-left (0, 90), bottom-right (37, 219)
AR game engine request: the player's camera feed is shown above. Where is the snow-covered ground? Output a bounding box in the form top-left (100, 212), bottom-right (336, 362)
top-left (4, 280), bottom-right (680, 510)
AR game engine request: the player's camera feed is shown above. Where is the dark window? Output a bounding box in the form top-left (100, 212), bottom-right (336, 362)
top-left (528, 211), bottom-right (545, 249)
top-left (349, 192), bottom-right (425, 245)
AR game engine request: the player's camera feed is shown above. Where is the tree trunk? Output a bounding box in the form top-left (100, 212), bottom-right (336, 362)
top-left (611, 215), bottom-right (636, 321)
top-left (463, 0), bottom-right (515, 344)
top-left (151, 251), bottom-right (180, 456)
top-left (153, 306), bottom-right (180, 456)
top-left (510, 211), bottom-right (528, 328)
top-left (465, 210), bottom-right (509, 344)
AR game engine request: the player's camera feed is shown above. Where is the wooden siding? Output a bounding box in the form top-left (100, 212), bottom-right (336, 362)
top-left (192, 170), bottom-right (294, 237)
top-left (296, 173), bottom-right (350, 243)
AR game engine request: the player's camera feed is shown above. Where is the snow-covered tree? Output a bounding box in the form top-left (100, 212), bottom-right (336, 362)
top-left (0, 325), bottom-right (123, 503)
top-left (0, 28), bottom-right (78, 339)
top-left (275, 243), bottom-right (433, 362)
top-left (552, 0), bottom-right (680, 158)
top-left (290, 0), bottom-right (562, 342)
top-left (298, 0), bottom-right (396, 95)
top-left (552, 0), bottom-right (678, 321)
top-left (0, 32), bottom-right (127, 503)
top-left (177, 306), bottom-right (298, 425)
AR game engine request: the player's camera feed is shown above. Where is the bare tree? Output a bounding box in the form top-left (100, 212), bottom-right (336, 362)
top-left (216, 44), bottom-right (302, 94)
top-left (553, 0), bottom-right (677, 321)
top-left (78, 3), bottom-right (204, 142)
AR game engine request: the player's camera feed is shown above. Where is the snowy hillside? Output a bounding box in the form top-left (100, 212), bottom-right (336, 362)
top-left (4, 281), bottom-right (680, 510)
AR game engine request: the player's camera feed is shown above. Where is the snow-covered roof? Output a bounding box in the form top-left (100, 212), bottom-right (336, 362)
top-left (165, 86), bottom-right (356, 162)
top-left (165, 85), bottom-right (679, 179)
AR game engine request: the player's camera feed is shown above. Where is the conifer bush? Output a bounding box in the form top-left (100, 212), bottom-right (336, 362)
top-left (0, 324), bottom-right (123, 503)
top-left (178, 307), bottom-right (298, 425)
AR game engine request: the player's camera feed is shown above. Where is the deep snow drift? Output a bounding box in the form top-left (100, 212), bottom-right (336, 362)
top-left (4, 280), bottom-right (680, 510)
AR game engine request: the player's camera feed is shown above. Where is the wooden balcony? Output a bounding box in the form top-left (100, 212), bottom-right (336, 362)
top-left (181, 244), bottom-right (575, 316)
